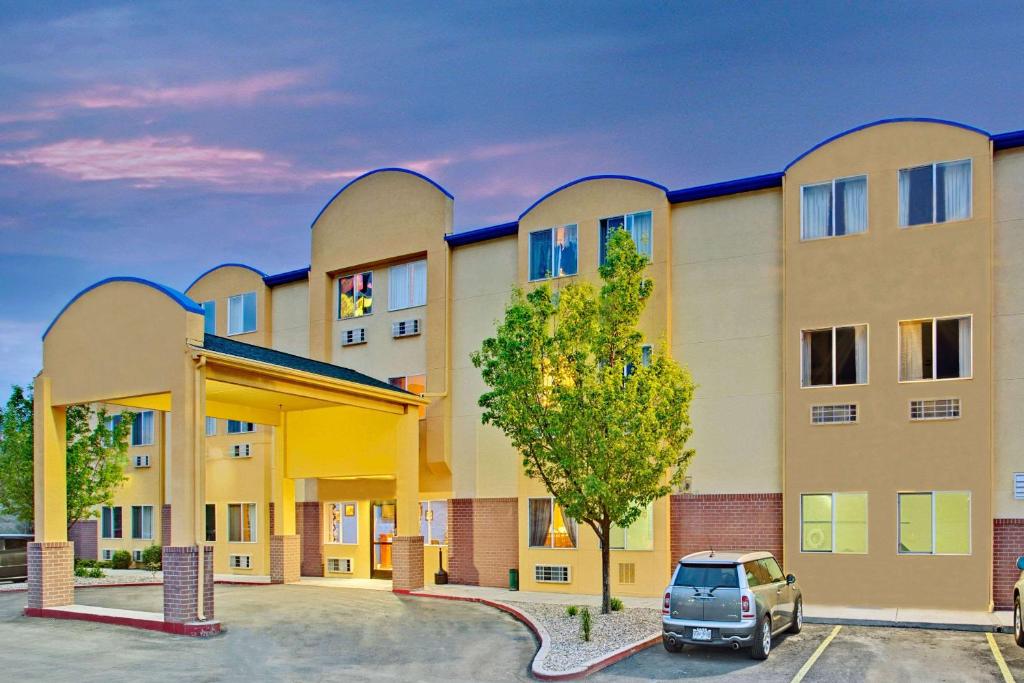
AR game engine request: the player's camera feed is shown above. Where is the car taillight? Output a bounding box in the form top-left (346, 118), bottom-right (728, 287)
top-left (663, 591), bottom-right (671, 614)
top-left (741, 594), bottom-right (752, 616)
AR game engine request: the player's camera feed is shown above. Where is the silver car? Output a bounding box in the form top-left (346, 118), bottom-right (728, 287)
top-left (1012, 555), bottom-right (1024, 646)
top-left (0, 534), bottom-right (30, 583)
top-left (662, 550), bottom-right (802, 660)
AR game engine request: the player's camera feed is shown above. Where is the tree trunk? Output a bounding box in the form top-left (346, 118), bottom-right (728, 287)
top-left (601, 518), bottom-right (611, 614)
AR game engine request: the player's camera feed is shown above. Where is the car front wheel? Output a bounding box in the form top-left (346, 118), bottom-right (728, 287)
top-left (750, 614), bottom-right (771, 660)
top-left (1015, 596), bottom-right (1024, 647)
top-left (789, 598), bottom-right (803, 634)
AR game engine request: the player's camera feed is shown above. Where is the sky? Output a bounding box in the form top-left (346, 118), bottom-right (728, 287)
top-left (1, 0), bottom-right (1024, 392)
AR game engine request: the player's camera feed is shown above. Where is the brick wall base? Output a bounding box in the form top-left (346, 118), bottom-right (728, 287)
top-left (392, 535), bottom-right (425, 592)
top-left (27, 542), bottom-right (74, 609)
top-left (448, 497), bottom-right (518, 588)
top-left (994, 519), bottom-right (1024, 610)
top-left (163, 545), bottom-right (214, 624)
top-left (69, 520), bottom-right (97, 560)
top-left (270, 535), bottom-right (300, 584)
top-left (296, 501), bottom-right (323, 577)
top-left (161, 504), bottom-right (171, 547)
top-left (670, 493), bottom-right (784, 570)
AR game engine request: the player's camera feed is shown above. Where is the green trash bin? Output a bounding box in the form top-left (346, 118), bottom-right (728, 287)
top-left (509, 568), bottom-right (519, 591)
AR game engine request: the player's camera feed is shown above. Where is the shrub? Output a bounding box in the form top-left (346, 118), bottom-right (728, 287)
top-left (141, 544), bottom-right (162, 570)
top-left (565, 605), bottom-right (579, 617)
top-left (75, 559), bottom-right (97, 570)
top-left (609, 597), bottom-right (624, 612)
top-left (580, 607), bottom-right (592, 642)
top-left (110, 550), bottom-right (131, 569)
top-left (74, 565), bottom-right (104, 579)
top-left (97, 560), bottom-right (112, 569)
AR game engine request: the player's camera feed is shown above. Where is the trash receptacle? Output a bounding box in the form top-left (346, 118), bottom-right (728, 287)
top-left (509, 568), bottom-right (519, 591)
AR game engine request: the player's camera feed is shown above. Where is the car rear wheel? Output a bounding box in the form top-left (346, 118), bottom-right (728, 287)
top-left (750, 614), bottom-right (771, 660)
top-left (788, 598), bottom-right (803, 634)
top-left (1015, 596), bottom-right (1024, 647)
top-left (663, 637), bottom-right (683, 653)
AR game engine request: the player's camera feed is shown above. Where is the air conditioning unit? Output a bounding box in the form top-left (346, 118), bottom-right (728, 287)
top-left (101, 549), bottom-right (114, 561)
top-left (133, 455), bottom-right (151, 468)
top-left (231, 443), bottom-right (252, 458)
top-left (327, 557), bottom-right (353, 574)
top-left (133, 549), bottom-right (143, 562)
top-left (341, 328), bottom-right (367, 346)
top-left (535, 564), bottom-right (571, 583)
top-left (229, 554), bottom-right (252, 569)
top-left (392, 319), bottom-right (421, 338)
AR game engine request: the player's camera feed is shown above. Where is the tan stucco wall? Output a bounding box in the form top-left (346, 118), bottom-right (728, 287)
top-left (994, 148), bottom-right (1024, 519)
top-left (671, 189), bottom-right (783, 494)
top-left (186, 265), bottom-right (271, 347)
top-left (270, 280), bottom-right (309, 356)
top-left (783, 121), bottom-right (993, 609)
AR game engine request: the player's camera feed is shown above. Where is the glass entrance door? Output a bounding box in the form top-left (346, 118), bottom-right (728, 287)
top-left (371, 501), bottom-right (396, 579)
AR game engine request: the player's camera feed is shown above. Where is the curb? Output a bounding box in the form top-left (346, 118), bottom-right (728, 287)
top-left (804, 616), bottom-right (1011, 633)
top-left (1, 579), bottom-right (270, 593)
top-left (402, 590), bottom-right (660, 680)
top-left (24, 606), bottom-right (221, 637)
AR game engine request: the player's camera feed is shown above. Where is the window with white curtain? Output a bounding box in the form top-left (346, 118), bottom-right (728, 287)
top-left (227, 292), bottom-right (257, 334)
top-left (800, 175), bottom-right (868, 240)
top-left (899, 316), bottom-right (972, 381)
top-left (227, 503), bottom-right (257, 543)
top-left (388, 260), bottom-right (427, 311)
top-left (801, 325), bottom-right (868, 387)
top-left (899, 159), bottom-right (972, 227)
top-left (529, 225), bottom-right (578, 280)
top-left (599, 211), bottom-right (653, 263)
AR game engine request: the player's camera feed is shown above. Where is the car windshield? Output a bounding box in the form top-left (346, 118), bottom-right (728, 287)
top-left (674, 563), bottom-right (739, 589)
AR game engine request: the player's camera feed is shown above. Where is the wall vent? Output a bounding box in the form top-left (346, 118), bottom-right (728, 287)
top-left (229, 554), bottom-right (252, 569)
top-left (618, 562), bottom-right (636, 585)
top-left (341, 328), bottom-right (367, 346)
top-left (535, 565), bottom-right (570, 583)
top-left (811, 404), bottom-right (857, 425)
top-left (392, 319), bottom-right (422, 338)
top-left (910, 398), bottom-right (960, 420)
top-left (1014, 473), bottom-right (1024, 500)
top-left (133, 455), bottom-right (151, 468)
top-left (231, 443), bottom-right (252, 458)
top-left (327, 557), bottom-right (353, 574)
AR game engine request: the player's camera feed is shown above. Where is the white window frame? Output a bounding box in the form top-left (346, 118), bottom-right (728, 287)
top-left (130, 410), bottom-right (155, 447)
top-left (227, 292), bottom-right (257, 335)
top-left (799, 174), bottom-right (869, 241)
top-left (325, 501), bottom-right (359, 545)
top-left (897, 314), bottom-right (973, 383)
top-left (799, 492), bottom-right (868, 554)
top-left (205, 417), bottom-right (217, 436)
top-left (898, 158), bottom-right (973, 228)
top-left (226, 420), bottom-right (256, 434)
top-left (527, 497), bottom-right (577, 550)
top-left (598, 210), bottom-right (654, 264)
top-left (100, 505), bottom-right (122, 539)
top-left (609, 501), bottom-right (654, 552)
top-left (909, 397), bottom-right (961, 421)
top-left (387, 260), bottom-right (427, 312)
top-left (810, 403), bottom-right (859, 425)
top-left (896, 491), bottom-right (972, 556)
top-left (800, 324), bottom-right (869, 388)
top-left (528, 224), bottom-right (579, 282)
top-left (420, 500), bottom-right (448, 546)
top-left (226, 502), bottom-right (258, 544)
top-left (130, 504), bottom-right (154, 540)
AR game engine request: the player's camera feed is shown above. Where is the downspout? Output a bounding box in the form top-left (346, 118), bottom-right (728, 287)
top-left (193, 354), bottom-right (207, 621)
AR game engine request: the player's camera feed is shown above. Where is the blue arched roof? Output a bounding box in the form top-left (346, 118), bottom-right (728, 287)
top-left (310, 167), bottom-right (454, 229)
top-left (784, 117), bottom-right (990, 172)
top-left (186, 263), bottom-right (267, 292)
top-left (518, 175), bottom-right (668, 221)
top-left (43, 276), bottom-right (203, 340)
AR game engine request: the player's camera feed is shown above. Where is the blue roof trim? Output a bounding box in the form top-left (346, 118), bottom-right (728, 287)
top-left (667, 172), bottom-right (783, 204)
top-left (310, 168), bottom-right (454, 229)
top-left (263, 266), bottom-right (311, 287)
top-left (43, 276), bottom-right (202, 340)
top-left (784, 117), bottom-right (990, 171)
top-left (186, 263), bottom-right (267, 292)
top-left (444, 221), bottom-right (519, 247)
top-left (518, 175), bottom-right (668, 221)
top-left (993, 129), bottom-right (1024, 151)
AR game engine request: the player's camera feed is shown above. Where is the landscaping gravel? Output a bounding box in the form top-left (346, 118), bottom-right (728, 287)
top-left (0, 568), bottom-right (161, 592)
top-left (505, 600), bottom-right (661, 673)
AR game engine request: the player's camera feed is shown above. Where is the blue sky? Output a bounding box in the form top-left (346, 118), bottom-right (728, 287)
top-left (2, 1), bottom-right (1023, 391)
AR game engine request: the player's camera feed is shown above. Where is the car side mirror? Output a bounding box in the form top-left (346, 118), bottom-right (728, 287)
top-left (786, 574), bottom-right (797, 585)
top-left (1016, 556), bottom-right (1024, 571)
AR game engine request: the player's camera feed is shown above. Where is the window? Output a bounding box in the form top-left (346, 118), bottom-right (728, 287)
top-left (625, 344), bottom-right (653, 377)
top-left (130, 505), bottom-right (153, 540)
top-left (227, 292), bottom-right (257, 335)
top-left (326, 502), bottom-right (358, 544)
top-left (801, 175), bottom-right (868, 240)
top-left (811, 404), bottom-right (858, 424)
top-left (1015, 474), bottom-right (1024, 501)
top-left (101, 506), bottom-right (122, 539)
top-left (339, 272), bottom-right (372, 318)
top-left (801, 493), bottom-right (867, 553)
top-left (131, 411), bottom-right (154, 446)
top-left (674, 563), bottom-right (739, 588)
top-left (529, 225), bottom-right (578, 280)
top-left (910, 398), bottom-right (961, 420)
top-left (801, 325), bottom-right (868, 387)
top-left (205, 504), bottom-right (216, 542)
top-left (205, 417), bottom-right (217, 436)
top-left (899, 159), bottom-right (972, 227)
top-left (202, 300), bottom-right (216, 335)
top-left (528, 498), bottom-right (577, 548)
top-left (227, 503), bottom-right (257, 543)
top-left (899, 316), bottom-right (971, 381)
top-left (226, 420), bottom-right (255, 434)
top-left (420, 500), bottom-right (448, 545)
top-left (388, 260), bottom-right (427, 311)
top-left (609, 502), bottom-right (654, 550)
top-left (599, 211), bottom-right (653, 263)
top-left (389, 374), bottom-right (426, 418)
top-left (898, 491), bottom-right (970, 555)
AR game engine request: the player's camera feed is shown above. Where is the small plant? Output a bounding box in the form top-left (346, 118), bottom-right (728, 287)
top-left (75, 559), bottom-right (97, 570)
top-left (74, 565), bottom-right (104, 578)
top-left (97, 560), bottom-right (112, 569)
top-left (609, 597), bottom-right (624, 612)
top-left (141, 544), bottom-right (162, 570)
top-left (565, 605), bottom-right (579, 617)
top-left (580, 607), bottom-right (592, 642)
top-left (110, 550), bottom-right (131, 569)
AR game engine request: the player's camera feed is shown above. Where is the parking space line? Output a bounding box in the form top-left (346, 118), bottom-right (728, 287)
top-left (789, 625), bottom-right (842, 683)
top-left (987, 632), bottom-right (1016, 683)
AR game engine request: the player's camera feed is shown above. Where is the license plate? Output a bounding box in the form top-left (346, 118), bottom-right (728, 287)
top-left (691, 627), bottom-right (712, 641)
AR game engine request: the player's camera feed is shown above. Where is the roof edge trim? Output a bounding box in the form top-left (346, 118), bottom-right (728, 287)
top-left (186, 263), bottom-right (267, 292)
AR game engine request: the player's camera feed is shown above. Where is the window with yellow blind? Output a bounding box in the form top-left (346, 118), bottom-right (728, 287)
top-left (898, 491), bottom-right (970, 555)
top-left (801, 493), bottom-right (867, 553)
top-left (609, 502), bottom-right (654, 550)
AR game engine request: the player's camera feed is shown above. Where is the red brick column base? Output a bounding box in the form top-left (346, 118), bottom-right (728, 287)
top-left (447, 497), bottom-right (518, 588)
top-left (670, 493), bottom-right (784, 571)
top-left (994, 519), bottom-right (1024, 610)
top-left (160, 504), bottom-right (172, 547)
top-left (392, 535), bottom-right (425, 592)
top-left (27, 541), bottom-right (74, 609)
top-left (270, 535), bottom-right (300, 584)
top-left (296, 501), bottom-right (323, 576)
top-left (162, 545), bottom-right (215, 624)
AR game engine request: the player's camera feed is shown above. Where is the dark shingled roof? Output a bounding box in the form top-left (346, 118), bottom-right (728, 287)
top-left (202, 334), bottom-right (413, 398)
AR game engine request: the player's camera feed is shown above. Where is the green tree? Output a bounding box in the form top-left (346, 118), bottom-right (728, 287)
top-left (472, 230), bottom-right (696, 614)
top-left (0, 385), bottom-right (133, 532)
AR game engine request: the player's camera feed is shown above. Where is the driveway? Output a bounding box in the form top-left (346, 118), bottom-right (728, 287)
top-left (0, 584), bottom-right (537, 682)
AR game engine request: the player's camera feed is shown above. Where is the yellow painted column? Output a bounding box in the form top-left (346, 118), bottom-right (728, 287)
top-left (392, 407), bottom-right (424, 591)
top-left (168, 355), bottom-right (200, 547)
top-left (271, 412), bottom-right (296, 535)
top-left (32, 374), bottom-right (66, 543)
